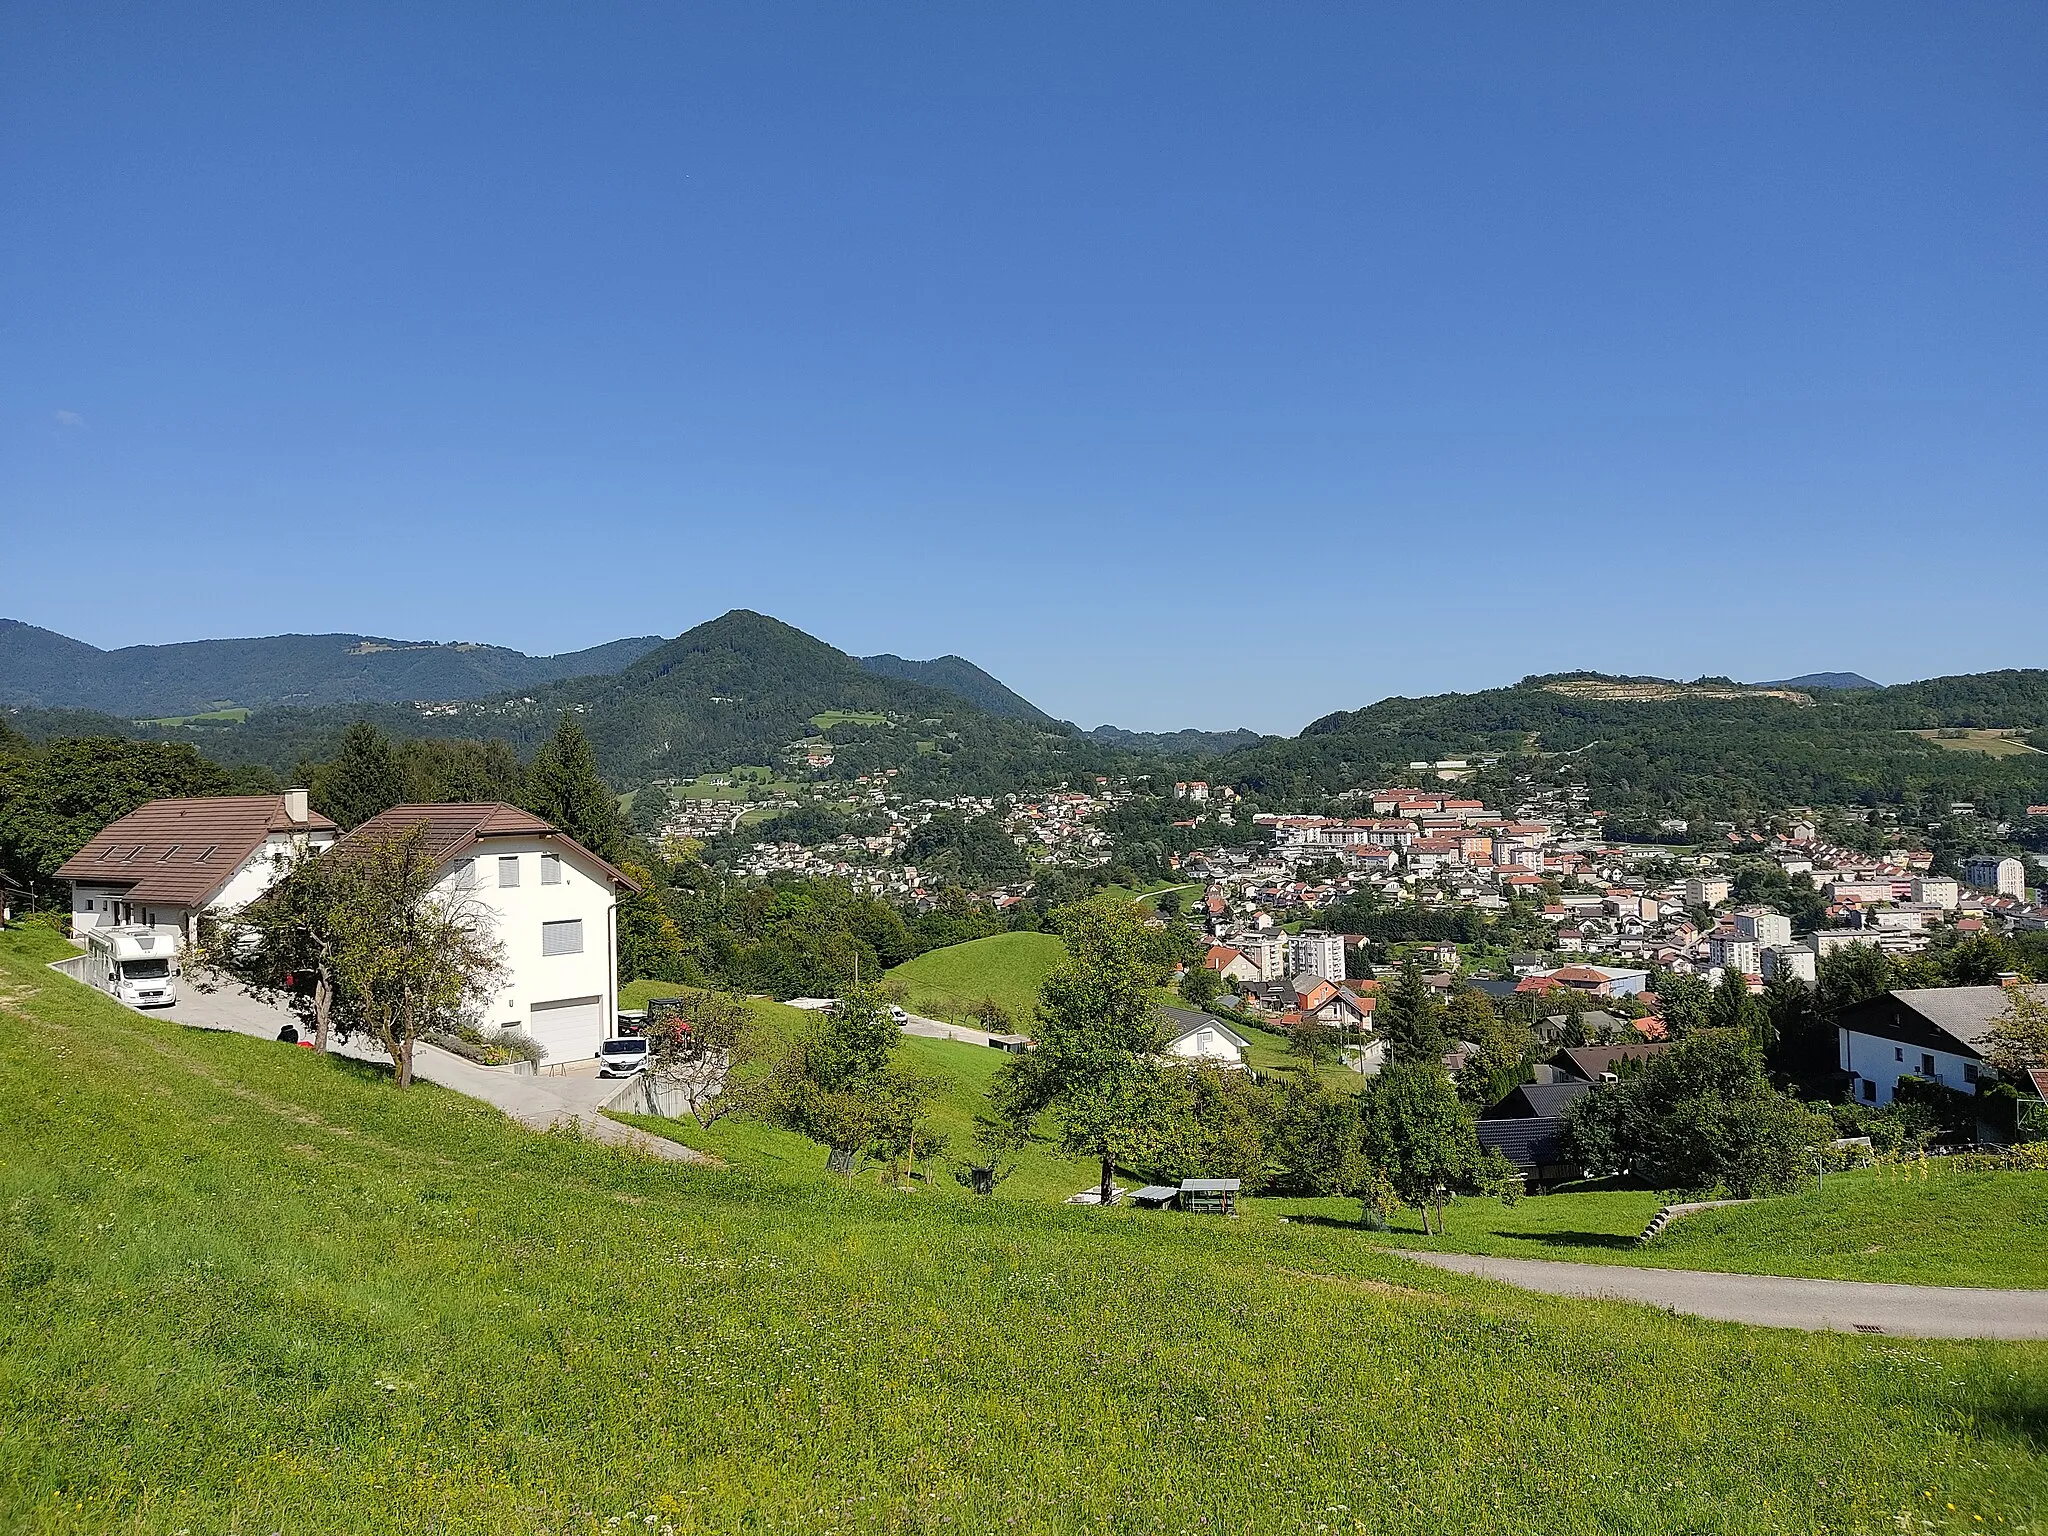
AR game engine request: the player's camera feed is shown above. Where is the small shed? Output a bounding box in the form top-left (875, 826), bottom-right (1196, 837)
top-left (1127, 1185), bottom-right (1181, 1210)
top-left (1178, 1178), bottom-right (1240, 1216)
top-left (985, 1033), bottom-right (1033, 1053)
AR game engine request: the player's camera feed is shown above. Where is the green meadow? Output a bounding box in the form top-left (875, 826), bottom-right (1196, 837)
top-left (883, 930), bottom-right (1066, 1025)
top-left (5, 925), bottom-right (2048, 1534)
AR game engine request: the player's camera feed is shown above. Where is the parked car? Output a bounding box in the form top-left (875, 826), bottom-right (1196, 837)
top-left (595, 1036), bottom-right (652, 1077)
top-left (890, 1005), bottom-right (909, 1024)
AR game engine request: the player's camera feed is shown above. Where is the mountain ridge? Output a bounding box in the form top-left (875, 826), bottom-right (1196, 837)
top-left (0, 619), bottom-right (665, 716)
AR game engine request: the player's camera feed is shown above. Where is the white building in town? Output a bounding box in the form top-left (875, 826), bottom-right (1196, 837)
top-left (1734, 908), bottom-right (1793, 947)
top-left (334, 803), bottom-right (640, 1065)
top-left (1962, 856), bottom-right (2027, 899)
top-left (1288, 930), bottom-right (1346, 981)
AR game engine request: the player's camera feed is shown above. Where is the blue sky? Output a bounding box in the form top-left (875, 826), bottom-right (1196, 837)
top-left (4, 4), bottom-right (2043, 733)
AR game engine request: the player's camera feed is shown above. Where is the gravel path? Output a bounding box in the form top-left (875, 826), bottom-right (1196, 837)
top-left (1397, 1250), bottom-right (2048, 1338)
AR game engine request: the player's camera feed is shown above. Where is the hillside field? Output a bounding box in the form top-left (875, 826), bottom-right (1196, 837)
top-left (4, 924), bottom-right (2048, 1534)
top-left (1278, 1167), bottom-right (2048, 1290)
top-left (883, 930), bottom-right (1066, 1026)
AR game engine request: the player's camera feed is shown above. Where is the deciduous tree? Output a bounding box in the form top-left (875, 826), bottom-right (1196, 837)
top-left (994, 895), bottom-right (1166, 1206)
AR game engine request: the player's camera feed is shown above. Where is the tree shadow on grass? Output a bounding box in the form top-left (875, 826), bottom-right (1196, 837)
top-left (1518, 1230), bottom-right (1642, 1252)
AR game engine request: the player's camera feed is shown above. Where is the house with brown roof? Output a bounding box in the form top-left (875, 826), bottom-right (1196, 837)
top-left (332, 803), bottom-right (640, 1065)
top-left (57, 790), bottom-right (338, 942)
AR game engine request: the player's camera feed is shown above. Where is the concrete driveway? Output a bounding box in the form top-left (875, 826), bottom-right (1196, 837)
top-left (1397, 1250), bottom-right (2048, 1339)
top-left (152, 982), bottom-right (708, 1162)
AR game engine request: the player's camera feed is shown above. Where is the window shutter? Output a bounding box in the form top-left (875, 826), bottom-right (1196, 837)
top-left (498, 855), bottom-right (520, 888)
top-left (541, 853), bottom-right (562, 886)
top-left (541, 919), bottom-right (583, 956)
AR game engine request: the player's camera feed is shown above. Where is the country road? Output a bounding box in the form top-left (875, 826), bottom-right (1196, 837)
top-left (1397, 1250), bottom-right (2048, 1339)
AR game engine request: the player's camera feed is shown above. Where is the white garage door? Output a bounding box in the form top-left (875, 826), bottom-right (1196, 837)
top-left (527, 995), bottom-right (604, 1065)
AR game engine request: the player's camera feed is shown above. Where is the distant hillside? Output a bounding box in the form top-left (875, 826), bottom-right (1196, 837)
top-left (857, 654), bottom-right (1055, 723)
top-left (1758, 672), bottom-right (1882, 691)
top-left (1221, 668), bottom-right (2048, 825)
top-left (0, 619), bottom-right (663, 716)
top-left (414, 610), bottom-right (1152, 789)
top-left (1080, 724), bottom-right (1268, 757)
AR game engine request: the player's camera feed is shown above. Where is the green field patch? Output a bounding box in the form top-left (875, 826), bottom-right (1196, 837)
top-left (1301, 1165), bottom-right (2048, 1289)
top-left (1908, 728), bottom-right (2042, 758)
top-left (669, 767), bottom-right (800, 800)
top-left (4, 925), bottom-right (2048, 1531)
top-left (885, 931), bottom-right (1067, 1026)
top-left (810, 710), bottom-right (889, 730)
top-left (136, 706), bottom-right (251, 726)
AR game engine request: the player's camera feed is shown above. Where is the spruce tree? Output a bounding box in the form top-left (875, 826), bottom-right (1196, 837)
top-left (1379, 959), bottom-right (1449, 1065)
top-left (315, 723), bottom-right (406, 830)
top-left (522, 715), bottom-right (627, 862)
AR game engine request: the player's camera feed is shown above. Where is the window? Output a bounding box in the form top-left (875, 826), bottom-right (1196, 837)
top-left (453, 858), bottom-right (476, 890)
top-left (540, 853), bottom-right (562, 886)
top-left (541, 919), bottom-right (583, 956)
top-left (1921, 1053), bottom-right (1936, 1076)
top-left (83, 899), bottom-right (94, 912)
top-left (196, 844), bottom-right (218, 862)
top-left (158, 844), bottom-right (180, 861)
top-left (498, 855), bottom-right (521, 888)
top-left (1861, 1079), bottom-right (1876, 1102)
top-left (1964, 1063), bottom-right (1978, 1084)
top-left (1894, 1047), bottom-right (1903, 1062)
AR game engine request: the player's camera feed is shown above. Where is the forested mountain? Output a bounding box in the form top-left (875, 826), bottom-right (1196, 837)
top-left (1215, 670), bottom-right (2048, 827)
top-left (1758, 672), bottom-right (1882, 691)
top-left (0, 619), bottom-right (663, 715)
top-left (856, 653), bottom-right (1055, 723)
top-left (1079, 724), bottom-right (1269, 756)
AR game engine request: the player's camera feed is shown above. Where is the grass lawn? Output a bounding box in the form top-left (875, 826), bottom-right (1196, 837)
top-left (669, 768), bottom-right (800, 801)
top-left (1264, 1167), bottom-right (2048, 1290)
top-left (134, 707), bottom-right (251, 726)
top-left (5, 926), bottom-right (2048, 1532)
top-left (884, 930), bottom-right (1065, 1026)
top-left (809, 710), bottom-right (888, 730)
top-left (1907, 728), bottom-right (2043, 758)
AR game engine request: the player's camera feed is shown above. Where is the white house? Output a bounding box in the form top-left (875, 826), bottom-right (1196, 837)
top-left (1159, 1006), bottom-right (1251, 1069)
top-left (57, 790), bottom-right (339, 942)
top-left (1837, 983), bottom-right (2042, 1109)
top-left (334, 803), bottom-right (640, 1065)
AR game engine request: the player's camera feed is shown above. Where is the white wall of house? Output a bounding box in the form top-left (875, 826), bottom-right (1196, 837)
top-left (68, 828), bottom-right (335, 940)
top-left (1840, 1028), bottom-right (1986, 1106)
top-left (444, 837), bottom-right (621, 1065)
top-left (1162, 1027), bottom-right (1246, 1068)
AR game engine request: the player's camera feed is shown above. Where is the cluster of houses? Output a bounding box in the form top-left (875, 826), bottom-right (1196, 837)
top-left (54, 792), bottom-right (638, 1064)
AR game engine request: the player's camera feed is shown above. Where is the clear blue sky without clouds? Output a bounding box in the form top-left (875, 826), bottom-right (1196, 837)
top-left (3, 5), bottom-right (2043, 733)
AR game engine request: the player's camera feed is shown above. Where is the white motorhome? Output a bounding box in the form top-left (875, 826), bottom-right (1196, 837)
top-left (83, 926), bottom-right (181, 1008)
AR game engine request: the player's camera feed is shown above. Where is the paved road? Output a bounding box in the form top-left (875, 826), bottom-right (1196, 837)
top-left (150, 981), bottom-right (709, 1163)
top-left (1397, 1250), bottom-right (2048, 1339)
top-left (899, 1012), bottom-right (1002, 1047)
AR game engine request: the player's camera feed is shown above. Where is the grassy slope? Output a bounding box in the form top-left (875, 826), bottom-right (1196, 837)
top-left (5, 930), bottom-right (2048, 1534)
top-left (1265, 1169), bottom-right (2048, 1289)
top-left (883, 931), bottom-right (1065, 1025)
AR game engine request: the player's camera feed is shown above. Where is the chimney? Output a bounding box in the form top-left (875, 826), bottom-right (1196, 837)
top-left (283, 788), bottom-right (310, 824)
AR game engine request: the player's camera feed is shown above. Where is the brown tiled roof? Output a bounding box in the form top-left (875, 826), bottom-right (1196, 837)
top-left (54, 796), bottom-right (338, 907)
top-left (334, 803), bottom-right (641, 891)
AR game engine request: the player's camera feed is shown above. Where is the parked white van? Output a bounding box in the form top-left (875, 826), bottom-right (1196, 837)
top-left (83, 926), bottom-right (180, 1008)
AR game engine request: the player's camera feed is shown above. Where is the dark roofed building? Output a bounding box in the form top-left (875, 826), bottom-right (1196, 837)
top-left (57, 790), bottom-right (338, 940)
top-left (1549, 1041), bottom-right (1675, 1083)
top-left (1837, 984), bottom-right (2045, 1112)
top-left (1476, 1078), bottom-right (1595, 1188)
top-left (328, 803), bottom-right (640, 1064)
